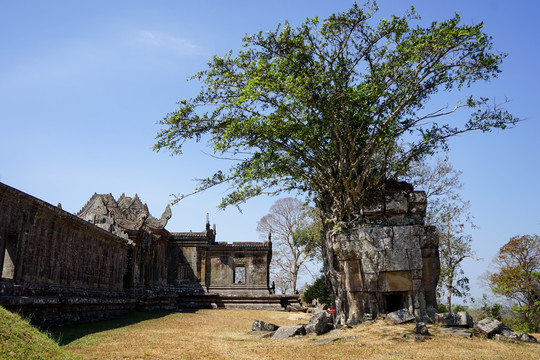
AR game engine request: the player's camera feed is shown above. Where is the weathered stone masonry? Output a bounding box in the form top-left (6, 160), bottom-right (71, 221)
top-left (0, 182), bottom-right (288, 325)
top-left (326, 183), bottom-right (440, 322)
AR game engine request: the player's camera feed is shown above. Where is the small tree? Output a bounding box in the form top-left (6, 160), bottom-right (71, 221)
top-left (406, 158), bottom-right (476, 312)
top-left (257, 198), bottom-right (319, 293)
top-left (435, 201), bottom-right (475, 312)
top-left (488, 235), bottom-right (540, 332)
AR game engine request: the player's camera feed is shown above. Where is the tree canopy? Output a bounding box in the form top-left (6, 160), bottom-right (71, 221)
top-left (154, 1), bottom-right (517, 226)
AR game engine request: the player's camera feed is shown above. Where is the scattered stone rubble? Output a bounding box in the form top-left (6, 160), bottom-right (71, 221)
top-left (433, 314), bottom-right (538, 344)
top-left (253, 308), bottom-right (538, 347)
top-left (252, 309), bottom-right (334, 339)
top-left (473, 317), bottom-right (538, 343)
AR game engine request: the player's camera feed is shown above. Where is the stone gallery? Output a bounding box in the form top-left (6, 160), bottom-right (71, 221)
top-left (0, 182), bottom-right (287, 325)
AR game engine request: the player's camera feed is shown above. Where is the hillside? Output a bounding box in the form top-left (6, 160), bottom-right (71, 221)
top-left (0, 306), bottom-right (77, 360)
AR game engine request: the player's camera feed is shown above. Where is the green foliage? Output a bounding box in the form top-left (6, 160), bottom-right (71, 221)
top-left (467, 294), bottom-right (506, 321)
top-left (452, 304), bottom-right (469, 313)
top-left (302, 275), bottom-right (334, 306)
top-left (0, 306), bottom-right (77, 360)
top-left (437, 303), bottom-right (448, 313)
top-left (155, 1), bottom-right (518, 226)
top-left (488, 234), bottom-right (540, 332)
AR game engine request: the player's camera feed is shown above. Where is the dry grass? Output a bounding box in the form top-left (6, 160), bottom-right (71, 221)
top-left (57, 309), bottom-right (540, 360)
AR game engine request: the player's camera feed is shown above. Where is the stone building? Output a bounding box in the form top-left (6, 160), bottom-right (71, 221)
top-left (327, 182), bottom-right (440, 322)
top-left (0, 182), bottom-right (287, 325)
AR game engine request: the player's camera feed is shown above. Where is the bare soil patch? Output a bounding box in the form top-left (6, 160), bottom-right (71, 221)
top-left (58, 309), bottom-right (540, 359)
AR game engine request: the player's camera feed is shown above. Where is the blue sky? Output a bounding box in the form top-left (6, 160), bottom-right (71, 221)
top-left (1, 1), bottom-right (539, 298)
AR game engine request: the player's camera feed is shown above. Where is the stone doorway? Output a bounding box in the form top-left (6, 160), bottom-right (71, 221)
top-left (385, 292), bottom-right (407, 313)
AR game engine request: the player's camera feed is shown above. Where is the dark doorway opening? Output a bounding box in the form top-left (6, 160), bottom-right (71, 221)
top-left (2, 233), bottom-right (18, 279)
top-left (385, 293), bottom-right (404, 313)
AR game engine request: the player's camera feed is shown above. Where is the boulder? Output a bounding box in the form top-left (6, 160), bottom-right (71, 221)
top-left (387, 309), bottom-right (415, 324)
top-left (252, 319), bottom-right (279, 332)
top-left (272, 325), bottom-right (306, 339)
top-left (414, 322), bottom-right (430, 335)
top-left (494, 334), bottom-right (519, 344)
top-left (434, 312), bottom-right (473, 327)
top-left (305, 311), bottom-right (330, 335)
top-left (260, 331), bottom-right (276, 339)
top-left (519, 332), bottom-right (538, 343)
top-left (500, 325), bottom-right (518, 339)
top-left (474, 317), bottom-right (503, 338)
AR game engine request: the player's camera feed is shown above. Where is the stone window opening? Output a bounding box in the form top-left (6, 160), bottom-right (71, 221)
top-left (234, 265), bottom-right (245, 284)
top-left (178, 263), bottom-right (192, 281)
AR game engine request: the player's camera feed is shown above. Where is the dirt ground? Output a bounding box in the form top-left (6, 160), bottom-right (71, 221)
top-left (59, 309), bottom-right (540, 360)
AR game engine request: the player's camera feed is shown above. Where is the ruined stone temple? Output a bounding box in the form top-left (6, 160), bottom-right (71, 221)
top-left (0, 181), bottom-right (440, 326)
top-left (0, 182), bottom-right (293, 325)
top-left (327, 182), bottom-right (440, 322)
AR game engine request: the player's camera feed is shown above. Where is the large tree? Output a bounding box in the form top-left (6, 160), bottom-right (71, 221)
top-left (488, 235), bottom-right (540, 332)
top-left (155, 2), bottom-right (518, 321)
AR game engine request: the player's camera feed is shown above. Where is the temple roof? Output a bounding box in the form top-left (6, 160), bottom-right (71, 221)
top-left (76, 193), bottom-right (171, 232)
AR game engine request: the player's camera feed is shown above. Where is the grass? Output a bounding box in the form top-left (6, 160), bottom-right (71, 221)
top-left (51, 309), bottom-right (540, 360)
top-left (0, 306), bottom-right (78, 360)
top-left (2, 306), bottom-right (540, 359)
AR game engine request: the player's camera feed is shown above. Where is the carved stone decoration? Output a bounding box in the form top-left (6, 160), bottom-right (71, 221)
top-left (158, 205), bottom-right (172, 229)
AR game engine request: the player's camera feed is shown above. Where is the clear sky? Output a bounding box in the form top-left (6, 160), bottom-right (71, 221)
top-left (1, 1), bottom-right (538, 300)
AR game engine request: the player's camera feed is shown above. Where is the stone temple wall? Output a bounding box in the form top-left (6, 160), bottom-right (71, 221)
top-left (328, 183), bottom-right (440, 322)
top-left (0, 182), bottom-right (135, 324)
top-left (0, 182), bottom-right (291, 325)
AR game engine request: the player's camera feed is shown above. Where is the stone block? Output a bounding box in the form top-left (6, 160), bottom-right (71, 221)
top-left (519, 332), bottom-right (538, 343)
top-left (474, 317), bottom-right (503, 338)
top-left (306, 311), bottom-right (330, 335)
top-left (252, 319), bottom-right (279, 332)
top-left (272, 325), bottom-right (306, 339)
top-left (500, 324), bottom-right (518, 339)
top-left (414, 322), bottom-right (430, 335)
top-left (434, 312), bottom-right (473, 327)
top-left (387, 308), bottom-right (415, 324)
top-left (494, 334), bottom-right (519, 343)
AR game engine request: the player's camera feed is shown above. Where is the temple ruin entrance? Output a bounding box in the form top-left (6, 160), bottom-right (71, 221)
top-left (384, 292), bottom-right (407, 313)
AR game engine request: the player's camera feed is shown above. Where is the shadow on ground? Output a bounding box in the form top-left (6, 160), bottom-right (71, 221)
top-left (47, 310), bottom-right (198, 345)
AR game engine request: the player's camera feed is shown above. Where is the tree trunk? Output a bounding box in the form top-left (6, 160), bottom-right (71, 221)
top-left (292, 269), bottom-right (298, 294)
top-left (447, 276), bottom-right (453, 314)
